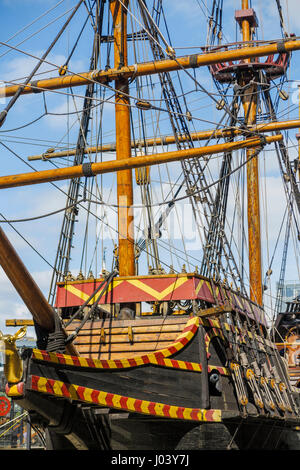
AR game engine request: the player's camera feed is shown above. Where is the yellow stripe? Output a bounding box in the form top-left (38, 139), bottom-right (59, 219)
top-left (32, 350), bottom-right (46, 361)
top-left (120, 359), bottom-right (132, 368)
top-left (48, 352), bottom-right (60, 363)
top-left (234, 294), bottom-right (243, 308)
top-left (169, 406), bottom-right (179, 418)
top-left (107, 361), bottom-right (119, 369)
top-left (133, 357), bottom-right (146, 366)
top-left (68, 384), bottom-right (79, 400)
top-left (64, 355), bottom-right (77, 366)
top-left (83, 387), bottom-right (94, 402)
top-left (149, 354), bottom-right (159, 365)
top-left (98, 391), bottom-right (108, 404)
top-left (37, 377), bottom-right (49, 393)
top-left (78, 357), bottom-right (90, 367)
top-left (126, 397), bottom-right (137, 412)
top-left (212, 409), bottom-right (222, 421)
top-left (112, 395), bottom-right (122, 408)
top-left (159, 358), bottom-right (172, 367)
top-left (141, 401), bottom-right (150, 414)
top-left (183, 408), bottom-right (192, 420)
top-left (154, 402), bottom-right (165, 417)
top-left (195, 279), bottom-right (204, 295)
top-left (64, 280), bottom-right (123, 304)
top-left (52, 380), bottom-right (63, 397)
top-left (206, 281), bottom-right (213, 296)
top-left (126, 277), bottom-right (188, 301)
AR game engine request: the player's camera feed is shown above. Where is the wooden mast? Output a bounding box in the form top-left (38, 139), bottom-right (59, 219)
top-left (110, 0), bottom-right (135, 277)
top-left (239, 0), bottom-right (262, 305)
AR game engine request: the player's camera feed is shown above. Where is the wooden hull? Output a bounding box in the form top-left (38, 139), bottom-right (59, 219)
top-left (6, 314), bottom-right (300, 450)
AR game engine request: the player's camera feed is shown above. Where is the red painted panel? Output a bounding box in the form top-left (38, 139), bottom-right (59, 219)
top-left (55, 275), bottom-right (267, 326)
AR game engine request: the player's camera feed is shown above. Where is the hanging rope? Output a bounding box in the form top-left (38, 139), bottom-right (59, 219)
top-left (64, 270), bottom-right (118, 345)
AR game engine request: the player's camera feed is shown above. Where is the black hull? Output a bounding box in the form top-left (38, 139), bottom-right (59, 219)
top-left (15, 394), bottom-right (300, 450)
top-left (109, 415), bottom-right (300, 450)
top-left (6, 315), bottom-right (300, 450)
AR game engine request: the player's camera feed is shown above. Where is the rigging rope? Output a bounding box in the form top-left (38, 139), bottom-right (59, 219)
top-left (64, 270), bottom-right (118, 344)
top-left (0, 0), bottom-right (85, 128)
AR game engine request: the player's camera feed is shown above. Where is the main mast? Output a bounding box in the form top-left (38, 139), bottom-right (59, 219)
top-left (110, 0), bottom-right (135, 277)
top-left (238, 0), bottom-right (262, 305)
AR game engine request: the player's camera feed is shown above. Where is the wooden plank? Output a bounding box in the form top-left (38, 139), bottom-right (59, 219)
top-left (67, 316), bottom-right (189, 330)
top-left (6, 314), bottom-right (190, 328)
top-left (79, 351), bottom-right (161, 360)
top-left (6, 319), bottom-right (34, 326)
top-left (72, 332), bottom-right (179, 345)
top-left (197, 304), bottom-right (233, 318)
top-left (65, 323), bottom-right (184, 336)
top-left (72, 340), bottom-right (174, 353)
top-left (67, 322), bottom-right (186, 335)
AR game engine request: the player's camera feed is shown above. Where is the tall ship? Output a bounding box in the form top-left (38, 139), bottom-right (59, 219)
top-left (0, 0), bottom-right (300, 450)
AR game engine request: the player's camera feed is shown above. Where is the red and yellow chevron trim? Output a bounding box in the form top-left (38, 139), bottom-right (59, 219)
top-left (30, 374), bottom-right (222, 422)
top-left (5, 382), bottom-right (24, 397)
top-left (56, 274), bottom-right (267, 326)
top-left (208, 365), bottom-right (230, 376)
top-left (204, 327), bottom-right (226, 352)
top-left (32, 349), bottom-right (203, 373)
top-left (32, 316), bottom-right (200, 370)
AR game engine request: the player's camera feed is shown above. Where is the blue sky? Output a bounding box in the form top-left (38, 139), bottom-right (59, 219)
top-left (0, 0), bottom-right (299, 334)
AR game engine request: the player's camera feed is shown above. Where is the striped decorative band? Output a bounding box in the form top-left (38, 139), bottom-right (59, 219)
top-left (29, 374), bottom-right (222, 423)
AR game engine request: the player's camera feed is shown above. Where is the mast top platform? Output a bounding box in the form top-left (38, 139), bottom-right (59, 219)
top-left (208, 6), bottom-right (290, 83)
top-left (207, 43), bottom-right (289, 83)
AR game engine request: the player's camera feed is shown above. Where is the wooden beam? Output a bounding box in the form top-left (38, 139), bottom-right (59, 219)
top-left (0, 226), bottom-right (78, 355)
top-left (1, 39), bottom-right (299, 98)
top-left (196, 303), bottom-right (233, 318)
top-left (27, 118), bottom-right (300, 162)
top-left (0, 226), bottom-right (55, 332)
top-left (6, 319), bottom-right (34, 327)
top-left (0, 134), bottom-right (282, 190)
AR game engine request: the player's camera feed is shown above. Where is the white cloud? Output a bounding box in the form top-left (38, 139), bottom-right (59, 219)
top-left (0, 267), bottom-right (52, 336)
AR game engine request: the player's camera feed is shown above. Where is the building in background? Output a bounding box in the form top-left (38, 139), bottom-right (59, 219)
top-left (279, 280), bottom-right (300, 311)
